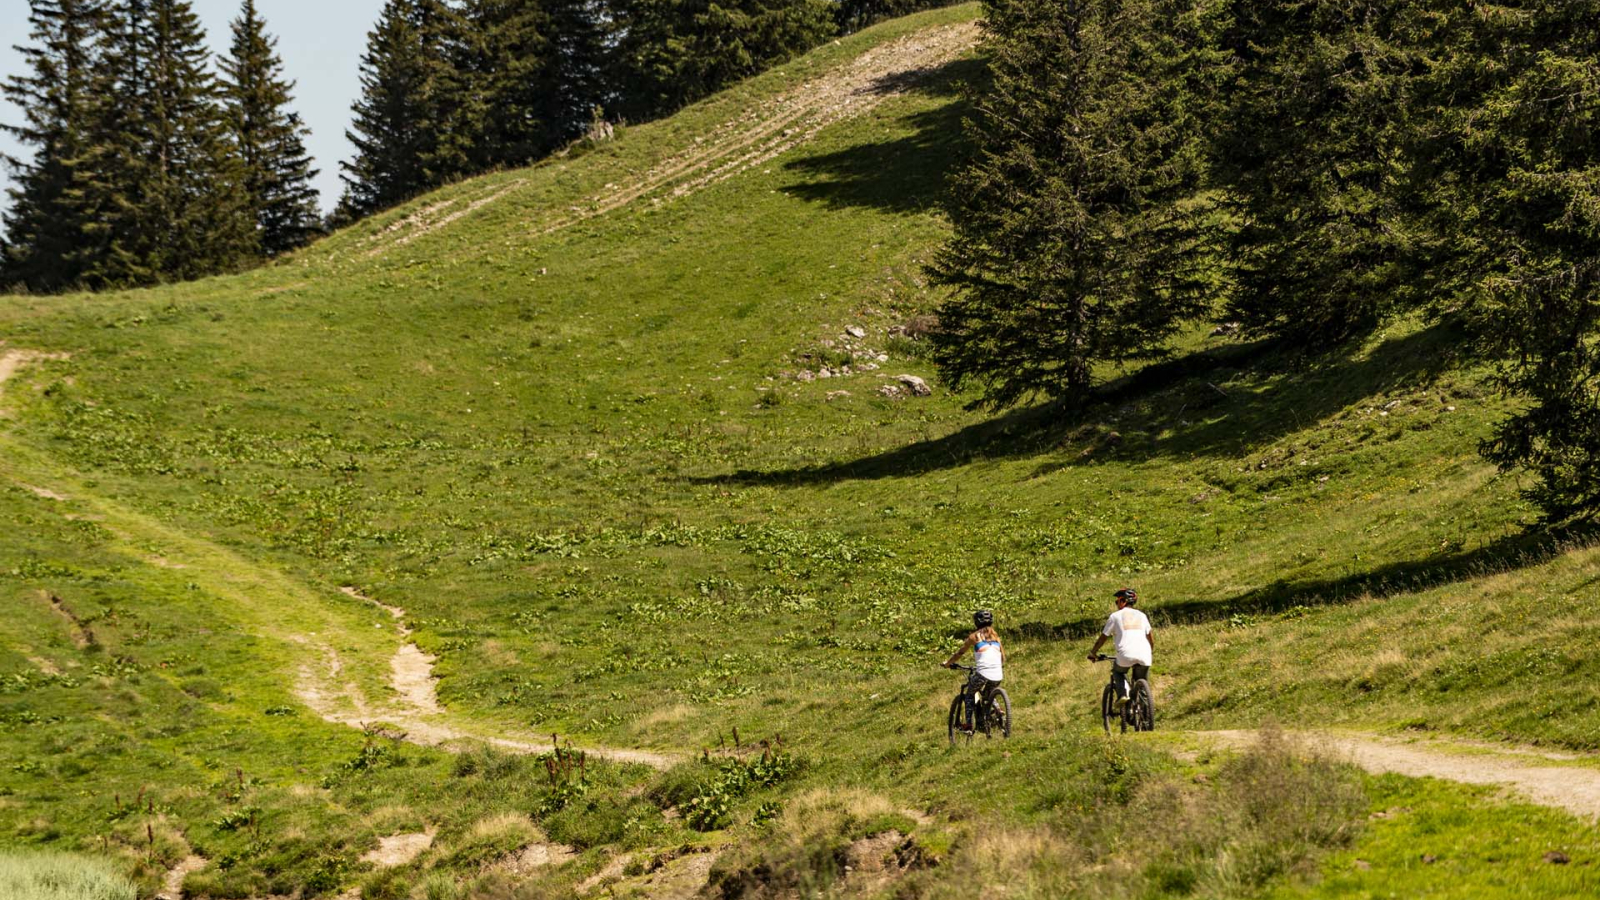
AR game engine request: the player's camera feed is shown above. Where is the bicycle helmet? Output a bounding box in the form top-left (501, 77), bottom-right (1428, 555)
top-left (973, 609), bottom-right (994, 628)
top-left (1114, 588), bottom-right (1138, 606)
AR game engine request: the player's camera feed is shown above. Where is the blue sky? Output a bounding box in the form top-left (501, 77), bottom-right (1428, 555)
top-left (2, 0), bottom-right (387, 215)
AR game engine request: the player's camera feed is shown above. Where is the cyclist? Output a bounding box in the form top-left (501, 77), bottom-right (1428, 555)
top-left (1087, 588), bottom-right (1152, 711)
top-left (943, 609), bottom-right (1004, 732)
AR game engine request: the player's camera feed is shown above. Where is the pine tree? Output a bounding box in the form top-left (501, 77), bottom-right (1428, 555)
top-left (1428, 1), bottom-right (1600, 522)
top-left (78, 0), bottom-right (253, 286)
top-left (1, 0), bottom-right (107, 292)
top-left (339, 0), bottom-right (470, 218)
top-left (928, 0), bottom-right (1228, 408)
top-left (221, 0), bottom-right (323, 256)
top-left (545, 0), bottom-right (611, 143)
top-left (1212, 0), bottom-right (1430, 348)
top-left (614, 0), bottom-right (833, 121)
top-left (835, 0), bottom-right (948, 35)
top-left (455, 0), bottom-right (547, 168)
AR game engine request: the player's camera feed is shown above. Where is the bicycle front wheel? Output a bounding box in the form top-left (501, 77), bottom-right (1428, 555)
top-left (1133, 679), bottom-right (1155, 732)
top-left (948, 694), bottom-right (970, 745)
top-left (987, 688), bottom-right (1011, 739)
top-left (1101, 684), bottom-right (1116, 735)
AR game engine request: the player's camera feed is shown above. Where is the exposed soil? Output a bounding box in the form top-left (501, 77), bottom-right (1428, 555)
top-left (296, 592), bottom-right (677, 768)
top-left (361, 830), bottom-right (435, 868)
top-left (19, 483), bottom-right (68, 501)
top-left (158, 855), bottom-right (206, 900)
top-left (1200, 730), bottom-right (1600, 820)
top-left (501, 841), bottom-right (577, 876)
top-left (41, 591), bottom-right (95, 649)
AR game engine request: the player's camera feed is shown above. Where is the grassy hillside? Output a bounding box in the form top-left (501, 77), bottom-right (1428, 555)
top-left (3, 5), bottom-right (1599, 897)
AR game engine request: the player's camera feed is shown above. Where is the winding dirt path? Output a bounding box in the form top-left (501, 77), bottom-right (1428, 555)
top-left (4, 347), bottom-right (676, 770)
top-left (298, 587), bottom-right (678, 769)
top-left (1199, 730), bottom-right (1600, 820)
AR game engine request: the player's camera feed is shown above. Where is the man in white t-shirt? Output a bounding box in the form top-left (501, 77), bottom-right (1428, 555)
top-left (1087, 588), bottom-right (1152, 710)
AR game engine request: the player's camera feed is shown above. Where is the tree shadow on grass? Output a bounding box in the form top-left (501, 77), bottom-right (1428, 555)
top-left (697, 319), bottom-right (1470, 488)
top-left (779, 55), bottom-right (986, 215)
top-left (1015, 522), bottom-right (1600, 642)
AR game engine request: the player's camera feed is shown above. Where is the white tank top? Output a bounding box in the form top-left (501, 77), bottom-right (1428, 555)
top-left (974, 634), bottom-right (1003, 680)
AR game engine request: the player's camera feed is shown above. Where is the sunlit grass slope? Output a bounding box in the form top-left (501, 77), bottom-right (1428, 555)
top-left (3, 3), bottom-right (1599, 896)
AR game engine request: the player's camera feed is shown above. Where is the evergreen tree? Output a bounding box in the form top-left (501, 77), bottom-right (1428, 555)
top-left (545, 0), bottom-right (611, 142)
top-left (929, 0), bottom-right (1228, 408)
top-left (1427, 1), bottom-right (1600, 521)
top-left (339, 0), bottom-right (471, 218)
top-left (614, 0), bottom-right (833, 121)
top-left (456, 0), bottom-right (557, 168)
top-left (1, 0), bottom-right (107, 292)
top-left (221, 0), bottom-right (323, 256)
top-left (835, 0), bottom-right (950, 35)
top-left (1213, 0), bottom-right (1430, 348)
top-left (78, 0), bottom-right (254, 286)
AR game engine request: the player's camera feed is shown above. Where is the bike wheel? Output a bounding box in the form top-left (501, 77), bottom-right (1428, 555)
top-left (988, 688), bottom-right (1011, 739)
top-left (1101, 684), bottom-right (1116, 735)
top-left (948, 694), bottom-right (970, 745)
top-left (1133, 680), bottom-right (1155, 732)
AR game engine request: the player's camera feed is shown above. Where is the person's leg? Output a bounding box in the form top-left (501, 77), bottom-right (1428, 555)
top-left (1112, 664), bottom-right (1129, 700)
top-left (1132, 665), bottom-right (1149, 685)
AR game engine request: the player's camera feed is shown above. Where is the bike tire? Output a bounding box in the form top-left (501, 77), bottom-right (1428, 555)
top-left (948, 694), bottom-right (970, 746)
top-left (1133, 679), bottom-right (1155, 732)
top-left (988, 688), bottom-right (1011, 739)
top-left (1101, 684), bottom-right (1116, 735)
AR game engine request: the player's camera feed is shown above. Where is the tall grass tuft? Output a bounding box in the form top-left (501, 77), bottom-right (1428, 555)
top-left (0, 851), bottom-right (137, 900)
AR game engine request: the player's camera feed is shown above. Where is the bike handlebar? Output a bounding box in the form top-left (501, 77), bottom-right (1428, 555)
top-left (947, 663), bottom-right (975, 672)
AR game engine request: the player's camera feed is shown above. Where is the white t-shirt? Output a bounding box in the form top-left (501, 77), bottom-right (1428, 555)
top-left (973, 634), bottom-right (1004, 681)
top-left (1103, 607), bottom-right (1152, 667)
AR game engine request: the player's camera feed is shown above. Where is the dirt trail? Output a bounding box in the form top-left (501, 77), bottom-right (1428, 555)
top-left (1200, 730), bottom-right (1600, 820)
top-left (533, 22), bottom-right (977, 239)
top-left (3, 349), bottom-right (676, 771)
top-left (0, 347), bottom-right (69, 412)
top-left (358, 21), bottom-right (978, 258)
top-left (298, 588), bottom-right (677, 769)
top-left (157, 855), bottom-right (206, 900)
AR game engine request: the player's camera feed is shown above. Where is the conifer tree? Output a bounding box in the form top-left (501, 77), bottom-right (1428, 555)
top-left (79, 0), bottom-right (253, 285)
top-left (614, 0), bottom-right (833, 121)
top-left (545, 0), bottom-right (612, 142)
top-left (1, 0), bottom-right (106, 292)
top-left (456, 0), bottom-right (557, 169)
top-left (1428, 1), bottom-right (1600, 522)
top-left (929, 0), bottom-right (1228, 408)
top-left (221, 0), bottom-right (323, 256)
top-left (340, 0), bottom-right (470, 217)
top-left (1213, 0), bottom-right (1428, 348)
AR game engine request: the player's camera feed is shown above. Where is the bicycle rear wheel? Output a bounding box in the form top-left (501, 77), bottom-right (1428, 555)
top-left (1100, 684), bottom-right (1116, 735)
top-left (948, 694), bottom-right (971, 745)
top-left (986, 688), bottom-right (1011, 739)
top-left (1132, 679), bottom-right (1155, 732)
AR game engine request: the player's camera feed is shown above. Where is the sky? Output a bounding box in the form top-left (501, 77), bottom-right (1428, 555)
top-left (1, 0), bottom-right (388, 215)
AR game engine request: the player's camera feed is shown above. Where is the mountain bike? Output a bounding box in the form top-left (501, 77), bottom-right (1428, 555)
top-left (946, 664), bottom-right (1011, 745)
top-left (1093, 655), bottom-right (1153, 734)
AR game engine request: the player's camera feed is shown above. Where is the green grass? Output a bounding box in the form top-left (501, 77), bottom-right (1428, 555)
top-left (1, 3), bottom-right (1599, 896)
top-left (0, 851), bottom-right (136, 900)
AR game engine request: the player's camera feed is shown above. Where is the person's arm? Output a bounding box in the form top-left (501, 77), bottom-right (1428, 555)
top-left (943, 634), bottom-right (977, 668)
top-left (1147, 627), bottom-right (1153, 653)
top-left (1088, 633), bottom-right (1109, 661)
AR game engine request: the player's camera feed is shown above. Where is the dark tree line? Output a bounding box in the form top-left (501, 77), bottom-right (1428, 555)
top-left (1, 0), bottom-right (321, 292)
top-left (933, 0), bottom-right (1600, 522)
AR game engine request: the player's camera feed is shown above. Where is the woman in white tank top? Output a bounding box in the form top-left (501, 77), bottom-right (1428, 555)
top-left (944, 610), bottom-right (1005, 729)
